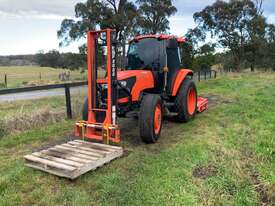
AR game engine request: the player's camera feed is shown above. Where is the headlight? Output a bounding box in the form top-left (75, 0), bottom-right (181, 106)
top-left (119, 77), bottom-right (136, 90)
top-left (119, 81), bottom-right (127, 87)
top-left (101, 84), bottom-right (108, 89)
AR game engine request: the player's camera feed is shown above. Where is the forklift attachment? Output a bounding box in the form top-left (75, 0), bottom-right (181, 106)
top-left (24, 140), bottom-right (123, 179)
top-left (75, 29), bottom-right (121, 144)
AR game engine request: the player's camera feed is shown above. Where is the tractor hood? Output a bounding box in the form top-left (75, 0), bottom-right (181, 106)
top-left (97, 70), bottom-right (154, 83)
top-left (97, 70), bottom-right (155, 102)
top-left (117, 70), bottom-right (153, 81)
top-left (117, 70), bottom-right (155, 102)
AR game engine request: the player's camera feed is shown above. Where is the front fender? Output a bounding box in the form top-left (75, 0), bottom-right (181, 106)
top-left (171, 69), bottom-right (193, 96)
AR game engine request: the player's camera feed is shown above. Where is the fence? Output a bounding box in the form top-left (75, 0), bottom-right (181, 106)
top-left (193, 70), bottom-right (217, 82)
top-left (0, 71), bottom-right (87, 88)
top-left (0, 81), bottom-right (88, 119)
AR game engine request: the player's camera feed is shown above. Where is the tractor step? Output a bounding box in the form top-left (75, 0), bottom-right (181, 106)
top-left (24, 140), bottom-right (123, 179)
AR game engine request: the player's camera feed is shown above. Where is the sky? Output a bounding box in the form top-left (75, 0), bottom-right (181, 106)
top-left (0, 0), bottom-right (274, 55)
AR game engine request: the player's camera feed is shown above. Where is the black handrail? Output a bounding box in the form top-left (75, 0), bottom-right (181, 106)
top-left (0, 81), bottom-right (87, 95)
top-left (0, 81), bottom-right (88, 119)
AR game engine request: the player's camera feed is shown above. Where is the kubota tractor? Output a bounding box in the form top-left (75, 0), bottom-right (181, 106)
top-left (75, 29), bottom-right (207, 144)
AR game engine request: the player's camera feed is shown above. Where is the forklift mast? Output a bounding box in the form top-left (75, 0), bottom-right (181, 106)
top-left (75, 29), bottom-right (120, 144)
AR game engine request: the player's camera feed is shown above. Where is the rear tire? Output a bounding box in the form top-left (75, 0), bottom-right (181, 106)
top-left (139, 94), bottom-right (163, 144)
top-left (175, 78), bottom-right (197, 122)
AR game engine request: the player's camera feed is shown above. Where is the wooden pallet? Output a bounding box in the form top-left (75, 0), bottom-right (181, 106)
top-left (24, 140), bottom-right (123, 179)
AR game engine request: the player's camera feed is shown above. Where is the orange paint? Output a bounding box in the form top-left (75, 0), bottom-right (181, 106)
top-left (171, 69), bottom-right (193, 96)
top-left (154, 104), bottom-right (162, 134)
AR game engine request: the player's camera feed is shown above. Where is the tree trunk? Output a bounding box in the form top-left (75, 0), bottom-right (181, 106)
top-left (250, 64), bottom-right (255, 72)
top-left (235, 56), bottom-right (241, 72)
top-left (232, 50), bottom-right (241, 72)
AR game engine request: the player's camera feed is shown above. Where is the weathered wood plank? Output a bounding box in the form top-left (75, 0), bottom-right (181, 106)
top-left (40, 150), bottom-right (91, 164)
top-left (65, 142), bottom-right (111, 155)
top-left (70, 148), bottom-right (123, 179)
top-left (55, 145), bottom-right (104, 158)
top-left (32, 152), bottom-right (84, 167)
top-left (48, 147), bottom-right (98, 161)
top-left (74, 140), bottom-right (122, 150)
top-left (25, 163), bottom-right (73, 179)
top-left (24, 155), bottom-right (76, 171)
top-left (68, 141), bottom-right (116, 152)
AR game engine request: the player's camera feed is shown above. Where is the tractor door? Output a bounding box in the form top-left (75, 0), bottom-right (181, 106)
top-left (166, 39), bottom-right (181, 94)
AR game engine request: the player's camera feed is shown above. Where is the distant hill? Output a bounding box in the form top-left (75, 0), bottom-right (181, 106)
top-left (0, 55), bottom-right (37, 66)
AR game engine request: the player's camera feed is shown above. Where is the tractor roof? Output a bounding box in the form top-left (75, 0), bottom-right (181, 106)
top-left (130, 34), bottom-right (186, 43)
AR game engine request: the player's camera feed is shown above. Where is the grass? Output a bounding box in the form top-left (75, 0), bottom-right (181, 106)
top-left (0, 66), bottom-right (87, 88)
top-left (0, 72), bottom-right (274, 205)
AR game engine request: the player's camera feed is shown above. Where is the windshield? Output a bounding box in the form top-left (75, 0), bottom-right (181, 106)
top-left (126, 38), bottom-right (165, 70)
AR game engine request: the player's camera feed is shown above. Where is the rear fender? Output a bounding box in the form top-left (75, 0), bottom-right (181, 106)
top-left (171, 69), bottom-right (193, 96)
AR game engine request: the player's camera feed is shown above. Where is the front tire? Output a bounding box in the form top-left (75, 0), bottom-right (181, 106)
top-left (139, 94), bottom-right (163, 144)
top-left (175, 78), bottom-right (197, 122)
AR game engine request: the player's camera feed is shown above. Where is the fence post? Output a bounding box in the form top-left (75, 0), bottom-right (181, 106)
top-left (64, 84), bottom-right (72, 119)
top-left (198, 71), bottom-right (201, 82)
top-left (214, 71), bottom-right (217, 79)
top-left (210, 70), bottom-right (212, 79)
top-left (4, 74), bottom-right (7, 88)
top-left (204, 71), bottom-right (207, 80)
top-left (39, 72), bottom-right (42, 81)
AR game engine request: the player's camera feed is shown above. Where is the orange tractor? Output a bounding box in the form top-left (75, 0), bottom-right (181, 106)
top-left (24, 29), bottom-right (208, 179)
top-left (75, 29), bottom-right (207, 144)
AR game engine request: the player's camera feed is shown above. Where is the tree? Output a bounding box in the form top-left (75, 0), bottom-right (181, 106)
top-left (35, 50), bottom-right (62, 68)
top-left (60, 53), bottom-right (86, 70)
top-left (58, 0), bottom-right (138, 56)
top-left (180, 28), bottom-right (210, 70)
top-left (244, 14), bottom-right (267, 71)
top-left (254, 0), bottom-right (263, 15)
top-left (193, 0), bottom-right (259, 71)
top-left (265, 24), bottom-right (275, 70)
top-left (136, 0), bottom-right (177, 34)
top-left (180, 42), bottom-right (193, 69)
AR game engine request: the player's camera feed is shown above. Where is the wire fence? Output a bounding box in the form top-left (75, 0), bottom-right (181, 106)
top-left (0, 71), bottom-right (88, 88)
top-left (193, 70), bottom-right (217, 82)
top-left (0, 69), bottom-right (217, 89)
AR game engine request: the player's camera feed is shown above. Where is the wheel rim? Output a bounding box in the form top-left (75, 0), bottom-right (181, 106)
top-left (154, 104), bottom-right (162, 134)
top-left (187, 88), bottom-right (196, 115)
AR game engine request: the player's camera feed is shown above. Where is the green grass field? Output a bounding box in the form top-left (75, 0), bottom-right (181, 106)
top-left (0, 72), bottom-right (274, 205)
top-left (0, 66), bottom-right (87, 88)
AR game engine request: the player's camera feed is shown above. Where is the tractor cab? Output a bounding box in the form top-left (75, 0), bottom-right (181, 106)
top-left (126, 35), bottom-right (186, 93)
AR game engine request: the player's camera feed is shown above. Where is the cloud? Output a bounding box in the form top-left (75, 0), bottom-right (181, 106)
top-left (174, 0), bottom-right (275, 20)
top-left (174, 0), bottom-right (216, 15)
top-left (169, 15), bottom-right (196, 35)
top-left (263, 1), bottom-right (275, 15)
top-left (0, 10), bottom-right (71, 20)
top-left (0, 0), bottom-right (83, 19)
